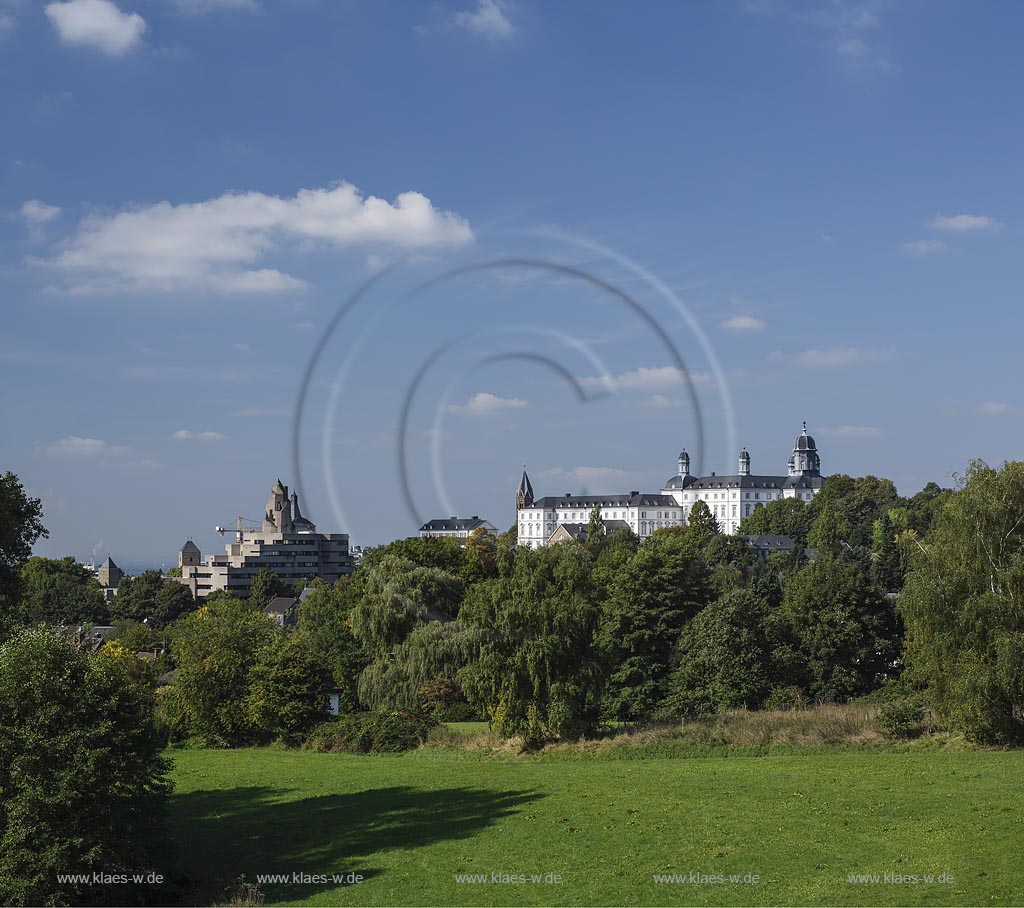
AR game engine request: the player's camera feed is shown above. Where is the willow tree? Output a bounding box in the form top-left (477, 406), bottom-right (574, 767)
top-left (457, 543), bottom-right (602, 742)
top-left (349, 555), bottom-right (467, 712)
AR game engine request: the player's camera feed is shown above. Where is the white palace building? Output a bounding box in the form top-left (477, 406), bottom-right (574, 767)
top-left (516, 424), bottom-right (824, 548)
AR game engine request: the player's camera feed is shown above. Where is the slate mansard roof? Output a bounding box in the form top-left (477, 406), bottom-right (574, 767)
top-left (527, 493), bottom-right (681, 510)
top-left (551, 519), bottom-right (632, 541)
top-left (679, 473), bottom-right (825, 492)
top-left (662, 473), bottom-right (698, 490)
top-left (420, 516), bottom-right (489, 532)
top-left (740, 534), bottom-right (797, 552)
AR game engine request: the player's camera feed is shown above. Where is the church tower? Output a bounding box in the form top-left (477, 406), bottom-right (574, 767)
top-left (263, 478), bottom-right (294, 533)
top-left (738, 448), bottom-right (750, 476)
top-left (516, 467), bottom-right (534, 510)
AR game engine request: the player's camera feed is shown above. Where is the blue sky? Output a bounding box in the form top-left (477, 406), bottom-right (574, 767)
top-left (2, 0), bottom-right (1022, 562)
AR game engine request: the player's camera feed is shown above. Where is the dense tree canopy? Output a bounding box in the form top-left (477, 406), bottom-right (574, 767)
top-left (782, 552), bottom-right (900, 701)
top-left (111, 570), bottom-right (195, 628)
top-left (248, 567), bottom-right (285, 609)
top-left (0, 473), bottom-right (48, 638)
top-left (18, 556), bottom-right (108, 627)
top-left (599, 527), bottom-right (710, 721)
top-left (246, 636), bottom-right (331, 745)
top-left (900, 460), bottom-right (1024, 743)
top-left (349, 556), bottom-right (465, 712)
top-left (0, 628), bottom-right (171, 906)
top-left (163, 597), bottom-right (279, 745)
top-left (738, 496), bottom-right (816, 545)
top-left (666, 589), bottom-right (796, 715)
top-left (459, 543), bottom-right (602, 741)
top-left (296, 580), bottom-right (365, 715)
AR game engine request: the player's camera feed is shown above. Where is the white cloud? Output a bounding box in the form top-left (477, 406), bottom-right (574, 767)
top-left (20, 200), bottom-right (62, 240)
top-left (45, 181), bottom-right (473, 294)
top-left (446, 392), bottom-right (527, 415)
top-left (836, 36), bottom-right (867, 58)
top-left (927, 213), bottom-right (1001, 232)
top-left (45, 435), bottom-right (131, 456)
top-left (979, 402), bottom-right (1020, 416)
top-left (453, 0), bottom-right (514, 38)
top-left (902, 239), bottom-right (946, 256)
top-left (20, 199), bottom-right (61, 225)
top-left (817, 425), bottom-right (883, 438)
top-left (753, 0), bottom-right (890, 70)
top-left (539, 466), bottom-right (628, 483)
top-left (173, 429), bottom-right (226, 440)
top-left (232, 342), bottom-right (251, 352)
top-left (577, 365), bottom-right (712, 391)
top-left (44, 0), bottom-right (146, 55)
top-left (771, 347), bottom-right (891, 368)
top-left (642, 394), bottom-right (683, 409)
top-left (721, 315), bottom-right (766, 332)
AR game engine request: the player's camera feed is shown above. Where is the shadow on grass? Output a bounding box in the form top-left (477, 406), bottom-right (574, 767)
top-left (168, 784), bottom-right (544, 904)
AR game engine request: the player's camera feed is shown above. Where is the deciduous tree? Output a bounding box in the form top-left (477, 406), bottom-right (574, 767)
top-left (0, 628), bottom-right (171, 906)
top-left (900, 460), bottom-right (1024, 743)
top-left (18, 556), bottom-right (107, 626)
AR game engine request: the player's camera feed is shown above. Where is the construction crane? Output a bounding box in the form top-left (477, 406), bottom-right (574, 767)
top-left (214, 516), bottom-right (262, 544)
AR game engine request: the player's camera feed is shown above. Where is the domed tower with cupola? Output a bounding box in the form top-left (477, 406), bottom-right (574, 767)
top-left (787, 422), bottom-right (821, 477)
top-left (738, 448), bottom-right (751, 476)
top-left (662, 449), bottom-right (697, 505)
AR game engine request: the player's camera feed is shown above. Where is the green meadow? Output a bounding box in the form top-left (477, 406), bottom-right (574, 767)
top-left (168, 744), bottom-right (1024, 906)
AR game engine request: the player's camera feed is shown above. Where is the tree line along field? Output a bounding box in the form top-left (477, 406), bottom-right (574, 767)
top-left (168, 745), bottom-right (1024, 907)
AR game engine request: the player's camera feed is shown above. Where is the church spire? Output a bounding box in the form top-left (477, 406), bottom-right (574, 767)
top-left (516, 464), bottom-right (534, 509)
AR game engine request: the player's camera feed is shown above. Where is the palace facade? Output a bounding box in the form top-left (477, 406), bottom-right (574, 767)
top-left (516, 424), bottom-right (824, 548)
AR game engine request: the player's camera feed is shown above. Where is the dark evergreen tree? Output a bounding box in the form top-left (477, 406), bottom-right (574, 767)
top-left (586, 504), bottom-right (605, 548)
top-left (687, 499), bottom-right (720, 537)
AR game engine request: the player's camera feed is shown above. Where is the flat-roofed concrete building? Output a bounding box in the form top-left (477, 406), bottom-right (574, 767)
top-left (175, 479), bottom-right (353, 599)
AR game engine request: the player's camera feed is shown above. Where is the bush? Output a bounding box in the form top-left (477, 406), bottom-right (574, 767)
top-left (417, 677), bottom-right (478, 722)
top-left (305, 710), bottom-right (436, 754)
top-left (763, 685), bottom-right (808, 710)
top-left (877, 696), bottom-right (926, 738)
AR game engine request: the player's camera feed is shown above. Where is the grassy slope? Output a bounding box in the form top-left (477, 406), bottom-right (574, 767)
top-left (168, 747), bottom-right (1023, 907)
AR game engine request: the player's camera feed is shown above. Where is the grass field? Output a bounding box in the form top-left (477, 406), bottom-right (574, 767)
top-left (167, 742), bottom-right (1024, 906)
